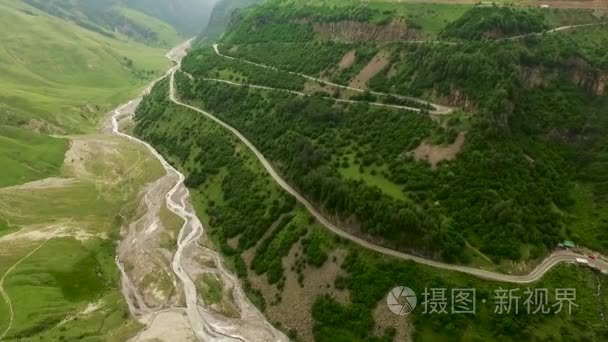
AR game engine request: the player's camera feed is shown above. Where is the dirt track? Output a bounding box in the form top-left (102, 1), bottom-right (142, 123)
top-left (0, 227), bottom-right (64, 340)
top-left (212, 44), bottom-right (454, 115)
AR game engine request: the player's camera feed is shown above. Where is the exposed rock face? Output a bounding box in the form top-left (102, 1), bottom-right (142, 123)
top-left (412, 131), bottom-right (467, 170)
top-left (521, 66), bottom-right (549, 88)
top-left (308, 19), bottom-right (423, 42)
top-left (436, 87), bottom-right (475, 110)
top-left (522, 58), bottom-right (607, 95)
top-left (565, 57), bottom-right (608, 95)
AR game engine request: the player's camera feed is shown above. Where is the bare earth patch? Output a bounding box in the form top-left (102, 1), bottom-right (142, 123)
top-left (22, 119), bottom-right (61, 134)
top-left (338, 49), bottom-right (356, 69)
top-left (412, 132), bottom-right (466, 169)
top-left (524, 153), bottom-right (536, 163)
top-left (304, 80), bottom-right (337, 96)
top-left (387, 63), bottom-right (399, 79)
top-left (133, 310), bottom-right (196, 342)
top-left (0, 223), bottom-right (108, 244)
top-left (349, 50), bottom-right (391, 90)
top-left (117, 172), bottom-right (183, 310)
top-left (227, 235), bottom-right (239, 250)
top-left (63, 137), bottom-right (121, 180)
top-left (373, 300), bottom-right (413, 341)
top-left (0, 177), bottom-right (78, 191)
top-left (244, 240), bottom-right (349, 342)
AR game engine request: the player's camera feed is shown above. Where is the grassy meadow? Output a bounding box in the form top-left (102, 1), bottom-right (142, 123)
top-left (116, 6), bottom-right (183, 48)
top-left (0, 134), bottom-right (165, 339)
top-left (0, 126), bottom-right (68, 187)
top-left (0, 0), bottom-right (179, 339)
top-left (0, 0), bottom-right (170, 134)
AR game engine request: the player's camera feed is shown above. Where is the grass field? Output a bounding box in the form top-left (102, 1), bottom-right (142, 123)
top-left (0, 135), bottom-right (165, 339)
top-left (116, 6), bottom-right (183, 48)
top-left (0, 0), bottom-right (174, 188)
top-left (338, 153), bottom-right (408, 201)
top-left (0, 126), bottom-right (69, 187)
top-left (0, 0), bottom-right (170, 134)
top-left (0, 1), bottom-right (189, 340)
top-left (0, 238), bottom-right (140, 341)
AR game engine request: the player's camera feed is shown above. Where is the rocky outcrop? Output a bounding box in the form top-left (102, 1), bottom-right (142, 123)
top-left (521, 66), bottom-right (549, 88)
top-left (522, 58), bottom-right (608, 95)
top-left (566, 57), bottom-right (608, 95)
top-left (305, 19), bottom-right (423, 42)
top-left (434, 87), bottom-right (476, 111)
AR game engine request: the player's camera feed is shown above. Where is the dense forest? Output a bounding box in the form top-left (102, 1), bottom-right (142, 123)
top-left (182, 48), bottom-right (306, 90)
top-left (178, 5), bottom-right (608, 263)
top-left (221, 0), bottom-right (404, 44)
top-left (177, 55), bottom-right (589, 262)
top-left (439, 6), bottom-right (547, 40)
top-left (134, 79), bottom-right (331, 301)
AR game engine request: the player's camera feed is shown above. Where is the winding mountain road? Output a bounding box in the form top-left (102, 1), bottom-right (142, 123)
top-left (170, 67), bottom-right (608, 285)
top-left (212, 44), bottom-right (454, 115)
top-left (193, 77), bottom-right (433, 113)
top-left (501, 21), bottom-right (608, 40)
top-left (209, 21), bottom-right (607, 115)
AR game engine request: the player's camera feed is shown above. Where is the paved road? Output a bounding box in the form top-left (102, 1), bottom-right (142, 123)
top-left (169, 69), bottom-right (606, 284)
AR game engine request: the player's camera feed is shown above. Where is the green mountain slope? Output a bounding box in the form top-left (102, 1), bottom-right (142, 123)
top-left (0, 0), bottom-right (183, 339)
top-left (0, 0), bottom-right (174, 186)
top-left (20, 0), bottom-right (214, 46)
top-left (0, 126), bottom-right (68, 187)
top-left (126, 0), bottom-right (608, 340)
top-left (0, 0), bottom-right (170, 134)
top-left (179, 0), bottom-right (608, 263)
top-left (124, 0), bottom-right (216, 35)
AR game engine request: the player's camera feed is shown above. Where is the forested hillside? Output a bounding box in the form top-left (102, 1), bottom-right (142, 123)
top-left (0, 0), bottom-right (197, 339)
top-left (439, 6), bottom-right (547, 40)
top-left (179, 0), bottom-right (608, 265)
top-left (136, 75), bottom-right (608, 342)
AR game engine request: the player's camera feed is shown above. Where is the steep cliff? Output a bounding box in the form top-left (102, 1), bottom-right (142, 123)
top-left (521, 57), bottom-right (607, 95)
top-left (309, 19), bottom-right (424, 42)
